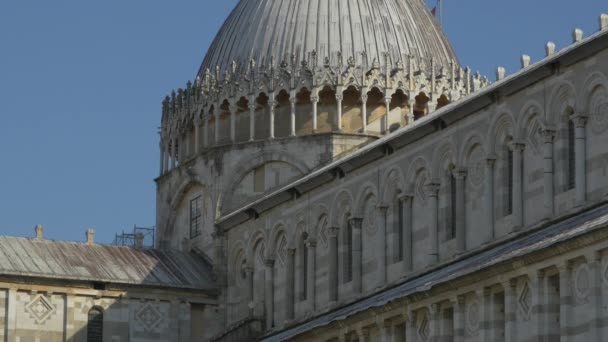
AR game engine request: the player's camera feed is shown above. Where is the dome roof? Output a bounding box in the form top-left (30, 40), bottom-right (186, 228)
top-left (198, 0), bottom-right (458, 76)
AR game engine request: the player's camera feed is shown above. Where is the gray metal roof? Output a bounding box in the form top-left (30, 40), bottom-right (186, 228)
top-left (0, 236), bottom-right (216, 291)
top-left (198, 0), bottom-right (458, 75)
top-left (262, 203), bottom-right (608, 341)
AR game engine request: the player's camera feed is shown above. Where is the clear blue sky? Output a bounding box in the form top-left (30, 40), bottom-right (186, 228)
top-left (0, 0), bottom-right (605, 244)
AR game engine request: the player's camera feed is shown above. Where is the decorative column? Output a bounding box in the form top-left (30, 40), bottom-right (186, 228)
top-left (400, 195), bottom-right (414, 273)
top-left (311, 94), bottom-right (319, 133)
top-left (229, 102), bottom-right (236, 143)
top-left (542, 128), bottom-right (556, 220)
top-left (558, 262), bottom-right (572, 342)
top-left (407, 99), bottom-right (415, 124)
top-left (380, 320), bottom-right (393, 342)
top-left (159, 142), bottom-right (164, 175)
top-left (290, 96), bottom-right (297, 137)
top-left (245, 265), bottom-right (255, 316)
top-left (328, 227), bottom-right (340, 303)
top-left (214, 110), bottom-right (220, 145)
top-left (360, 328), bottom-right (372, 342)
top-left (531, 271), bottom-right (546, 341)
top-left (384, 96), bottom-right (392, 134)
top-left (503, 279), bottom-right (518, 342)
top-left (269, 96), bottom-right (276, 140)
top-left (336, 93), bottom-right (343, 132)
top-left (264, 258), bottom-right (275, 328)
top-left (285, 248), bottom-right (295, 321)
top-left (249, 97), bottom-right (256, 141)
top-left (163, 141), bottom-right (170, 173)
top-left (573, 114), bottom-right (588, 207)
top-left (455, 169), bottom-right (467, 253)
top-left (453, 296), bottom-right (466, 342)
top-left (479, 288), bottom-right (492, 341)
top-left (194, 117), bottom-right (201, 154)
top-left (203, 117), bottom-right (209, 147)
top-left (486, 156), bottom-right (496, 240)
top-left (406, 311), bottom-right (417, 342)
top-left (170, 138), bottom-right (177, 169)
top-left (425, 183), bottom-right (440, 265)
top-left (429, 303), bottom-right (441, 342)
top-left (349, 218), bottom-right (363, 294)
top-left (305, 238), bottom-right (317, 312)
top-left (376, 204), bottom-right (389, 285)
top-left (510, 142), bottom-right (526, 231)
top-left (361, 91), bottom-right (368, 133)
top-left (588, 252), bottom-right (603, 341)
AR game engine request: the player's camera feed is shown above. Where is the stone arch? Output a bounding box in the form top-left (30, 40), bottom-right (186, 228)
top-left (342, 85), bottom-right (363, 133)
top-left (330, 189), bottom-right (355, 228)
top-left (269, 223), bottom-right (290, 260)
top-left (548, 80), bottom-right (577, 125)
top-left (354, 182), bottom-right (379, 218)
top-left (246, 228), bottom-right (268, 263)
top-left (381, 166), bottom-right (406, 204)
top-left (582, 72), bottom-right (608, 110)
top-left (432, 139), bottom-right (458, 179)
top-left (295, 87), bottom-right (314, 135)
top-left (274, 89), bottom-right (291, 138)
top-left (517, 101), bottom-right (545, 156)
top-left (314, 205), bottom-right (330, 248)
top-left (406, 156), bottom-right (432, 189)
top-left (219, 150), bottom-right (310, 214)
top-left (458, 131), bottom-right (485, 166)
top-left (234, 96), bottom-right (250, 143)
top-left (317, 85), bottom-right (338, 133)
top-left (488, 111), bottom-right (516, 154)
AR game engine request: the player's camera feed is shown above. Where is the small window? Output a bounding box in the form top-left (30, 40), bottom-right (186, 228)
top-left (87, 308), bottom-right (103, 342)
top-left (395, 199), bottom-right (404, 263)
top-left (567, 120), bottom-right (576, 190)
top-left (506, 148), bottom-right (514, 216)
top-left (344, 220), bottom-right (353, 283)
top-left (301, 237), bottom-right (308, 301)
top-left (190, 195), bottom-right (202, 238)
top-left (449, 173), bottom-right (457, 239)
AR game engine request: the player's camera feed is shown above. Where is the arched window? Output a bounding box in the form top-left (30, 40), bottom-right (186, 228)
top-left (299, 232), bottom-right (309, 301)
top-left (449, 172), bottom-right (457, 239)
top-left (567, 120), bottom-right (576, 190)
top-left (344, 218), bottom-right (353, 283)
top-left (505, 147), bottom-right (514, 216)
top-left (87, 307), bottom-right (103, 342)
top-left (394, 198), bottom-right (404, 263)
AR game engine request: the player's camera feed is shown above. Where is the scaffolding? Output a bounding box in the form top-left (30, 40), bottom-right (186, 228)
top-left (112, 225), bottom-right (155, 248)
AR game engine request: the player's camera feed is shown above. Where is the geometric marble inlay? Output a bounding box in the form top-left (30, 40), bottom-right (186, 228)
top-left (574, 264), bottom-right (591, 304)
top-left (465, 300), bottom-right (480, 335)
top-left (518, 281), bottom-right (532, 321)
top-left (25, 295), bottom-right (56, 325)
top-left (135, 303), bottom-right (163, 332)
top-left (418, 314), bottom-right (429, 342)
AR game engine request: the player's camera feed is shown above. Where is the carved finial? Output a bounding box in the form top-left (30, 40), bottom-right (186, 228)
top-left (572, 28), bottom-right (584, 43)
top-left (600, 14), bottom-right (608, 31)
top-left (35, 225), bottom-right (43, 240)
top-left (86, 228), bottom-right (95, 244)
top-left (195, 76), bottom-right (201, 88)
top-left (521, 55), bottom-right (531, 68)
top-left (323, 56), bottom-right (330, 67)
top-left (545, 42), bottom-right (556, 56)
top-left (347, 56), bottom-right (355, 67)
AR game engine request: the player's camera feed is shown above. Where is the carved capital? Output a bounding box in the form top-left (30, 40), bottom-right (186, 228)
top-left (335, 94), bottom-right (344, 102)
top-left (328, 226), bottom-right (340, 238)
top-left (264, 258), bottom-right (276, 267)
top-left (310, 95), bottom-right (319, 103)
top-left (507, 141), bottom-right (526, 152)
top-left (348, 217), bottom-right (363, 230)
top-left (453, 168), bottom-right (467, 180)
top-left (305, 238), bottom-right (317, 248)
top-left (571, 113), bottom-right (589, 128)
top-left (423, 183), bottom-right (440, 197)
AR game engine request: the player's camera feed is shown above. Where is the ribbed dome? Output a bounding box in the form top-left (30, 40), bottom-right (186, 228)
top-left (198, 0), bottom-right (458, 76)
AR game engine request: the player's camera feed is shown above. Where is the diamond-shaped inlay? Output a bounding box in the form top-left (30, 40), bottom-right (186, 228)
top-left (466, 300), bottom-right (480, 335)
top-left (277, 236), bottom-right (287, 266)
top-left (318, 216), bottom-right (328, 248)
top-left (136, 303), bottom-right (163, 332)
top-left (418, 315), bottom-right (429, 341)
top-left (25, 295), bottom-right (56, 325)
top-left (256, 242), bottom-right (266, 264)
top-left (574, 264), bottom-right (591, 303)
top-left (518, 281), bottom-right (532, 320)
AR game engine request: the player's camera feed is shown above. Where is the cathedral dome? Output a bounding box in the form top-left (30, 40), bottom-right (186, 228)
top-left (198, 0), bottom-right (458, 75)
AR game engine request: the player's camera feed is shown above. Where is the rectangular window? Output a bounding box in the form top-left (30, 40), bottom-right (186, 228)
top-left (568, 121), bottom-right (576, 190)
top-left (345, 223), bottom-right (353, 283)
top-left (190, 195), bottom-right (202, 238)
top-left (302, 246), bottom-right (308, 301)
top-left (397, 200), bottom-right (404, 262)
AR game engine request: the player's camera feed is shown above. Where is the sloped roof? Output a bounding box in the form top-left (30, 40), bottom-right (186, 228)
top-left (199, 0), bottom-right (458, 74)
top-left (262, 203), bottom-right (608, 341)
top-left (0, 236), bottom-right (216, 292)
